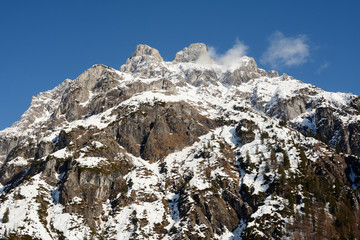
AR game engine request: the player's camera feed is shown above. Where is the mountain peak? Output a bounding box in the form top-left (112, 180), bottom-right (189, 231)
top-left (132, 44), bottom-right (163, 62)
top-left (173, 43), bottom-right (211, 63)
top-left (1, 42), bottom-right (360, 240)
top-left (120, 44), bottom-right (164, 74)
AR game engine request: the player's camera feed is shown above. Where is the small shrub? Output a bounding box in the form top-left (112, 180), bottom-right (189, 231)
top-left (14, 189), bottom-right (25, 200)
top-left (260, 131), bottom-right (270, 139)
top-left (218, 141), bottom-right (224, 150)
top-left (279, 120), bottom-right (287, 127)
top-left (119, 180), bottom-right (128, 194)
top-left (170, 226), bottom-right (178, 234)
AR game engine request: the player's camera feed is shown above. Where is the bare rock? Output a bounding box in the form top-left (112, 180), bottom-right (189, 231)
top-left (120, 44), bottom-right (165, 78)
top-left (173, 43), bottom-right (209, 63)
top-left (112, 101), bottom-right (218, 161)
top-left (222, 58), bottom-right (267, 85)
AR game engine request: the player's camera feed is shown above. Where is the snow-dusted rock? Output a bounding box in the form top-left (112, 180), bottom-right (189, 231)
top-left (1, 43), bottom-right (360, 239)
top-left (173, 43), bottom-right (209, 63)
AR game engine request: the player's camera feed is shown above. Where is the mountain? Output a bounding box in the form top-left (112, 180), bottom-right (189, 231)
top-left (0, 43), bottom-right (360, 239)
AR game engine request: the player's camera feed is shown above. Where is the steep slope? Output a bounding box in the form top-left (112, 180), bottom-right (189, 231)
top-left (0, 43), bottom-right (360, 239)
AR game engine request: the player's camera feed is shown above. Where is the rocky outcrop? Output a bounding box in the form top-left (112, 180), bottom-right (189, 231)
top-left (312, 107), bottom-right (360, 155)
top-left (315, 107), bottom-right (336, 140)
top-left (266, 95), bottom-right (308, 121)
top-left (182, 68), bottom-right (218, 86)
top-left (173, 43), bottom-right (209, 63)
top-left (349, 122), bottom-right (360, 156)
top-left (110, 101), bottom-right (218, 161)
top-left (0, 79), bottom-right (71, 164)
top-left (267, 70), bottom-right (279, 78)
top-left (0, 136), bottom-right (21, 163)
top-left (120, 44), bottom-right (166, 78)
top-left (222, 58), bottom-right (267, 85)
top-left (60, 164), bottom-right (131, 229)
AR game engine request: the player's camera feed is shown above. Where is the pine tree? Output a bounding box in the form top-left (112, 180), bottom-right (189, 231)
top-left (270, 148), bottom-right (277, 168)
top-left (307, 129), bottom-right (314, 138)
top-left (246, 151), bottom-right (252, 173)
top-left (336, 144), bottom-right (341, 154)
top-left (2, 208), bottom-right (9, 223)
top-left (278, 165), bottom-right (286, 194)
top-left (299, 147), bottom-right (307, 171)
top-left (282, 150), bottom-right (290, 169)
top-left (286, 192), bottom-right (295, 213)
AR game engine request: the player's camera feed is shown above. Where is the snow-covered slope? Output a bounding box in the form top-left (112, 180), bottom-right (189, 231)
top-left (0, 43), bottom-right (360, 239)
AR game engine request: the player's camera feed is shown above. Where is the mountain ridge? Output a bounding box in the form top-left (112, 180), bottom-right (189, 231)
top-left (0, 43), bottom-right (359, 239)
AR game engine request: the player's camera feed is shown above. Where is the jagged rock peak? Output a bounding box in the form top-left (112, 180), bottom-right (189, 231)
top-left (120, 44), bottom-right (164, 73)
top-left (173, 43), bottom-right (210, 63)
top-left (74, 64), bottom-right (110, 90)
top-left (131, 44), bottom-right (163, 62)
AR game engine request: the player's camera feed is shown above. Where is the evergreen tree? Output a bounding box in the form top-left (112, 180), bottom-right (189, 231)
top-left (282, 150), bottom-right (290, 169)
top-left (2, 208), bottom-right (9, 223)
top-left (307, 129), bottom-right (314, 138)
top-left (299, 147), bottom-right (307, 171)
top-left (336, 144), bottom-right (341, 154)
top-left (270, 148), bottom-right (277, 168)
top-left (246, 151), bottom-right (252, 173)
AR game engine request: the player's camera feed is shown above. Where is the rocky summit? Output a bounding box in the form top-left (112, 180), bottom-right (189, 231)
top-left (0, 43), bottom-right (360, 239)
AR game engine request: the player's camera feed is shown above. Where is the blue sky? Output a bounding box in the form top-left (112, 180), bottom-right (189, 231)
top-left (1, 1), bottom-right (360, 130)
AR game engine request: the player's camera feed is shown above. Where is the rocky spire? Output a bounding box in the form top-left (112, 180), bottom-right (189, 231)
top-left (131, 44), bottom-right (163, 62)
top-left (120, 44), bottom-right (164, 73)
top-left (173, 43), bottom-right (211, 63)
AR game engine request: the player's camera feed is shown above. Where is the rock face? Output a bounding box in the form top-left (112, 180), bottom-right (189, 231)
top-left (111, 101), bottom-right (218, 161)
top-left (173, 43), bottom-right (209, 63)
top-left (222, 57), bottom-right (267, 85)
top-left (0, 43), bottom-right (360, 239)
top-left (120, 44), bottom-right (165, 78)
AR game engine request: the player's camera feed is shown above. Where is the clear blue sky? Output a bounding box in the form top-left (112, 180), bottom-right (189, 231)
top-left (1, 1), bottom-right (360, 130)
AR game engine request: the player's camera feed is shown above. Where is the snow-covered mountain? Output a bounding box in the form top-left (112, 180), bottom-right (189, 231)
top-left (0, 43), bottom-right (359, 239)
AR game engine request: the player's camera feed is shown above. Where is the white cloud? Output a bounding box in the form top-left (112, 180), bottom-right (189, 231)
top-left (197, 40), bottom-right (249, 69)
top-left (316, 62), bottom-right (330, 74)
top-left (261, 31), bottom-right (310, 68)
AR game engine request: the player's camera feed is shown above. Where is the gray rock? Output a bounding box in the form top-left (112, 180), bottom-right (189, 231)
top-left (267, 70), bottom-right (279, 78)
top-left (266, 95), bottom-right (308, 121)
top-left (110, 101), bottom-right (218, 161)
top-left (221, 58), bottom-right (267, 85)
top-left (120, 44), bottom-right (165, 78)
top-left (173, 43), bottom-right (209, 63)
